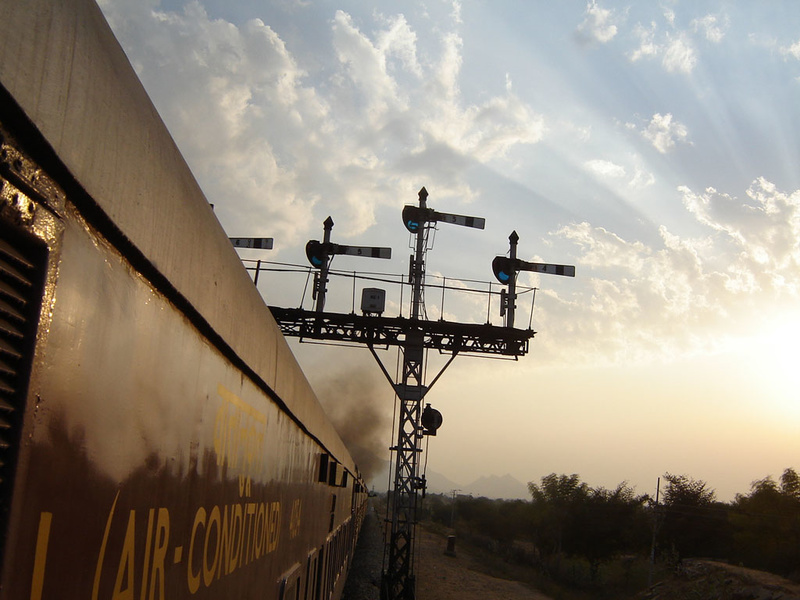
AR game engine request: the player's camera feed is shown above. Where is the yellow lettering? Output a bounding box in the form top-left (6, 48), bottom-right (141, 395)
top-left (30, 512), bottom-right (52, 600)
top-left (229, 504), bottom-right (243, 573)
top-left (215, 385), bottom-right (267, 487)
top-left (140, 509), bottom-right (154, 600)
top-left (203, 506), bottom-right (220, 588)
top-left (216, 506), bottom-right (230, 580)
top-left (267, 502), bottom-right (280, 553)
top-left (187, 508), bottom-right (205, 595)
top-left (93, 492), bottom-right (121, 600)
top-left (245, 503), bottom-right (256, 563)
top-left (213, 401), bottom-right (229, 468)
top-left (148, 508), bottom-right (169, 600)
top-left (113, 511), bottom-right (136, 600)
top-left (254, 504), bottom-right (265, 558)
top-left (289, 499), bottom-right (302, 539)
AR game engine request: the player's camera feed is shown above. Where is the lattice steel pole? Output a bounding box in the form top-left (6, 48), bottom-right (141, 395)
top-left (383, 189), bottom-right (430, 600)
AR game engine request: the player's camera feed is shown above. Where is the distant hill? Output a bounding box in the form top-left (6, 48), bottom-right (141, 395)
top-left (366, 457), bottom-right (529, 501)
top-left (422, 469), bottom-right (463, 495)
top-left (366, 459), bottom-right (462, 495)
top-left (463, 474), bottom-right (529, 500)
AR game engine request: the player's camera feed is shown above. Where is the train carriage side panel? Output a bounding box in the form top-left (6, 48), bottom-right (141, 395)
top-left (0, 0), bottom-right (365, 598)
top-left (0, 129), bottom-right (356, 599)
top-left (0, 0), bottom-right (343, 451)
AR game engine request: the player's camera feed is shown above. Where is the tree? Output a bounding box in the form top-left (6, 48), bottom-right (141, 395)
top-left (528, 473), bottom-right (650, 581)
top-left (570, 483), bottom-right (649, 581)
top-left (528, 473), bottom-right (589, 558)
top-left (730, 468), bottom-right (800, 575)
top-left (660, 473), bottom-right (729, 560)
top-left (780, 467), bottom-right (800, 499)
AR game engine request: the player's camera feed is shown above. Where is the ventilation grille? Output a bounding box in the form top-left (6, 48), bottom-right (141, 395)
top-left (0, 221), bottom-right (45, 517)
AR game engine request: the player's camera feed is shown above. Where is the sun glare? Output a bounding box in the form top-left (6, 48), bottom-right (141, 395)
top-left (746, 316), bottom-right (800, 417)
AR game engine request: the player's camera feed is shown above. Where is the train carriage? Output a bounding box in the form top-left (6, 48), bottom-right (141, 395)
top-left (0, 0), bottom-right (367, 598)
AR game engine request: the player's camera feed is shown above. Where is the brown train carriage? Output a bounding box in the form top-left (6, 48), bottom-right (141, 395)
top-left (0, 0), bottom-right (367, 599)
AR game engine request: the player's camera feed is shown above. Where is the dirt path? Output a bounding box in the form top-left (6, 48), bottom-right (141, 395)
top-left (415, 529), bottom-right (554, 600)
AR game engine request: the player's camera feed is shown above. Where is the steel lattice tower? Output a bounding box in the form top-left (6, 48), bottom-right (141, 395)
top-left (261, 186), bottom-right (575, 600)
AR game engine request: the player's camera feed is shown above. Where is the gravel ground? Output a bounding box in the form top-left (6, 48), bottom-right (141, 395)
top-left (342, 502), bottom-right (384, 600)
top-left (343, 501), bottom-right (552, 600)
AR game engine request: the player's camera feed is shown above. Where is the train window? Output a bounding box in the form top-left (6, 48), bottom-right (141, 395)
top-left (340, 471), bottom-right (348, 488)
top-left (278, 563), bottom-right (302, 600)
top-left (327, 461), bottom-right (337, 486)
top-left (318, 453), bottom-right (329, 483)
top-left (328, 494), bottom-right (336, 533)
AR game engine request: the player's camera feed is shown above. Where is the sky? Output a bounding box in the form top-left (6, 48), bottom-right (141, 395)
top-left (97, 0), bottom-right (800, 502)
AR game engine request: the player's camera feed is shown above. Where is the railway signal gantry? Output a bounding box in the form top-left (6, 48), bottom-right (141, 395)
top-left (265, 187), bottom-right (575, 600)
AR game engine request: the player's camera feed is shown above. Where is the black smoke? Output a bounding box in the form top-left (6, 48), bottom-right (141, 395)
top-left (314, 366), bottom-right (392, 482)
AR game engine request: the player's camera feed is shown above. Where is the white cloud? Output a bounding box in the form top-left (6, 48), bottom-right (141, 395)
top-left (629, 22), bottom-right (660, 61)
top-left (680, 179), bottom-right (800, 274)
top-left (629, 165), bottom-right (656, 189)
top-left (662, 34), bottom-right (697, 74)
top-left (98, 1), bottom-right (544, 244)
top-left (641, 113), bottom-right (689, 154)
top-left (450, 0), bottom-right (463, 25)
top-left (584, 159), bottom-right (625, 179)
top-left (628, 19), bottom-right (698, 74)
top-left (376, 14), bottom-right (423, 77)
top-left (577, 0), bottom-right (618, 44)
top-left (781, 39), bottom-right (800, 60)
top-left (691, 14), bottom-right (726, 43)
top-left (331, 10), bottom-right (408, 120)
top-left (583, 156), bottom-right (655, 189)
top-left (542, 179), bottom-right (800, 364)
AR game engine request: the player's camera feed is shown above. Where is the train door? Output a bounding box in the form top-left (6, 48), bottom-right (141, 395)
top-left (303, 549), bottom-right (314, 600)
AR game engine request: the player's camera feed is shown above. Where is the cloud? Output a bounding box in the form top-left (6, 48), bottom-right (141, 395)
top-left (641, 113), bottom-right (689, 153)
top-left (680, 178), bottom-right (800, 276)
top-left (691, 14), bottom-right (726, 43)
top-left (584, 157), bottom-right (655, 190)
top-left (781, 39), bottom-right (800, 61)
top-left (331, 11), bottom-right (409, 120)
top-left (541, 179), bottom-right (800, 364)
top-left (629, 165), bottom-right (656, 189)
top-left (662, 34), bottom-right (697, 74)
top-left (629, 22), bottom-right (660, 62)
top-left (98, 1), bottom-right (544, 244)
top-left (577, 1), bottom-right (618, 44)
top-left (628, 19), bottom-right (698, 74)
top-left (584, 159), bottom-right (626, 179)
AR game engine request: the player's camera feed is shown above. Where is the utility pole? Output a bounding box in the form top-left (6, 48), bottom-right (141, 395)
top-left (449, 489), bottom-right (460, 528)
top-left (649, 477), bottom-right (661, 586)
